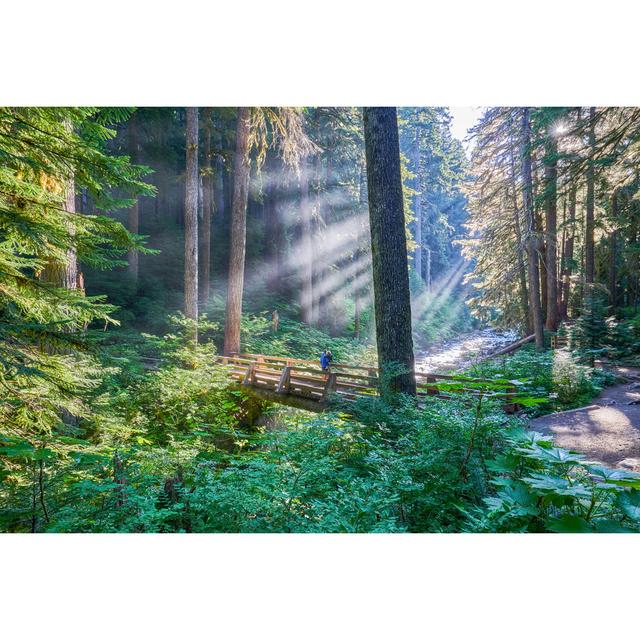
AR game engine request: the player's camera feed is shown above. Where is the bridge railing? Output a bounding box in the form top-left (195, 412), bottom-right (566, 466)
top-left (234, 352), bottom-right (379, 377)
top-left (215, 355), bottom-right (378, 402)
top-left (214, 354), bottom-right (517, 411)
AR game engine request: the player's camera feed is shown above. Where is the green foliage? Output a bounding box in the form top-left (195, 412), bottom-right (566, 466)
top-left (0, 106), bottom-right (172, 533)
top-left (600, 309), bottom-right (640, 363)
top-left (470, 346), bottom-right (611, 413)
top-left (569, 286), bottom-right (610, 366)
top-left (2, 320), bottom-right (633, 534)
top-left (467, 427), bottom-right (640, 533)
top-left (17, 391), bottom-right (507, 533)
top-left (0, 108), bottom-right (155, 528)
top-left (239, 313), bottom-right (377, 365)
top-left (0, 318), bottom-right (256, 532)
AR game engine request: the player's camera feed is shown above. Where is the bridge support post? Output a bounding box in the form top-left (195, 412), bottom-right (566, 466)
top-left (243, 363), bottom-right (255, 386)
top-left (277, 366), bottom-right (292, 394)
top-left (322, 372), bottom-right (338, 401)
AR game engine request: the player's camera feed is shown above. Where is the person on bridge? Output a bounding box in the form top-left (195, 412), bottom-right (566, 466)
top-left (320, 350), bottom-right (333, 371)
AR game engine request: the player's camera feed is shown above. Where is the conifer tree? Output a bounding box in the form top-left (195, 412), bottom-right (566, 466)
top-left (184, 107), bottom-right (199, 336)
top-left (199, 107), bottom-right (213, 306)
top-left (0, 108), bottom-right (151, 528)
top-left (521, 108), bottom-right (545, 349)
top-left (363, 107), bottom-right (416, 396)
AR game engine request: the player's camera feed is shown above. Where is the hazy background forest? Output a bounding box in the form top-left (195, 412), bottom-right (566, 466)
top-left (86, 107), bottom-right (471, 348)
top-left (3, 105), bottom-right (640, 534)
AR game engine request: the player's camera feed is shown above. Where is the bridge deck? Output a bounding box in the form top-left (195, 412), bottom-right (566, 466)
top-left (215, 353), bottom-right (519, 413)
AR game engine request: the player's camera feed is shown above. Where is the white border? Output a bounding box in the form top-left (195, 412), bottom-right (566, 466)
top-left (2, 1), bottom-right (640, 636)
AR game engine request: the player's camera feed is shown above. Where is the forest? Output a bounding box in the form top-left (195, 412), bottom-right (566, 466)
top-left (2, 105), bottom-right (640, 533)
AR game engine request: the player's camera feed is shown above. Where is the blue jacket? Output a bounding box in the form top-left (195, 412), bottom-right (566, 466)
top-left (320, 353), bottom-right (332, 369)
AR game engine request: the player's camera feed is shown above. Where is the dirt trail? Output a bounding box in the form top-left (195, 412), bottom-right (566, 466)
top-left (529, 367), bottom-right (640, 471)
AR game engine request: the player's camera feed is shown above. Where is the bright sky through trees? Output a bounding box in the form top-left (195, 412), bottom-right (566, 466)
top-left (449, 106), bottom-right (482, 151)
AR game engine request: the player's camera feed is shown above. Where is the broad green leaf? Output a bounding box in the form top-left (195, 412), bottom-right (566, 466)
top-left (593, 519), bottom-right (637, 533)
top-left (547, 515), bottom-right (592, 533)
top-left (527, 445), bottom-right (585, 465)
top-left (588, 465), bottom-right (640, 483)
top-left (523, 473), bottom-right (591, 498)
top-left (617, 490), bottom-right (640, 521)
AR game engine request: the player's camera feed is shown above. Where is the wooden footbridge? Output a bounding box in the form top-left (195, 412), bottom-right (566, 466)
top-left (214, 353), bottom-right (519, 413)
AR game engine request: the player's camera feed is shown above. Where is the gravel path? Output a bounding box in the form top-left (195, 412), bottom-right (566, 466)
top-left (529, 367), bottom-right (640, 471)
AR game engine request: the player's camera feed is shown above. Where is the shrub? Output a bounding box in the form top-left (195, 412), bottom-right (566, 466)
top-left (467, 427), bottom-right (640, 533)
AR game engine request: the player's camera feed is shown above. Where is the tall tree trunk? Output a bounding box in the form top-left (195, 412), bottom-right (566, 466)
top-left (263, 153), bottom-right (278, 293)
top-left (609, 190), bottom-right (618, 308)
top-left (199, 107), bottom-right (213, 307)
top-left (316, 155), bottom-right (335, 328)
top-left (213, 125), bottom-right (225, 223)
top-left (40, 124), bottom-right (82, 426)
top-left (311, 153), bottom-right (324, 325)
top-left (42, 122), bottom-right (81, 293)
top-left (521, 108), bottom-right (545, 349)
top-left (354, 163), bottom-right (368, 339)
top-left (508, 130), bottom-right (531, 333)
top-left (299, 157), bottom-right (313, 324)
top-left (536, 208), bottom-right (547, 321)
top-left (42, 177), bottom-right (79, 290)
top-left (127, 113), bottom-right (140, 282)
top-left (413, 128), bottom-right (423, 278)
top-left (585, 107), bottom-right (596, 284)
top-left (424, 248), bottom-right (431, 292)
top-left (544, 136), bottom-right (559, 331)
top-left (184, 107), bottom-right (199, 336)
top-left (223, 107), bottom-right (252, 355)
top-left (363, 107), bottom-right (416, 396)
top-left (559, 184), bottom-right (577, 319)
top-left (629, 200), bottom-right (639, 311)
top-left (558, 195), bottom-right (566, 305)
top-left (511, 186), bottom-right (531, 333)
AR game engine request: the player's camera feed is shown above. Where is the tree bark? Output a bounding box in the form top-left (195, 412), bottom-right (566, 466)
top-left (363, 107), bottom-right (416, 396)
top-left (199, 107), bottom-right (213, 307)
top-left (544, 136), bottom-right (559, 331)
top-left (42, 124), bottom-right (81, 293)
top-left (127, 112), bottom-right (140, 282)
top-left (536, 208), bottom-right (547, 321)
top-left (354, 163), bottom-right (368, 339)
top-left (609, 190), bottom-right (618, 308)
top-left (521, 108), bottom-right (545, 349)
top-left (508, 129), bottom-right (531, 333)
top-left (413, 127), bottom-right (423, 278)
top-left (559, 184), bottom-right (577, 319)
top-left (299, 157), bottom-right (313, 324)
top-left (311, 153), bottom-right (324, 325)
top-left (585, 107), bottom-right (596, 284)
top-left (223, 107), bottom-right (252, 355)
top-left (42, 178), bottom-right (79, 290)
top-left (184, 107), bottom-right (199, 334)
top-left (629, 200), bottom-right (639, 311)
top-left (264, 153), bottom-right (278, 293)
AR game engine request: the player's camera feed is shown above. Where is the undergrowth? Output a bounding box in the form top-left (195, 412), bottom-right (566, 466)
top-left (2, 318), bottom-right (636, 534)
